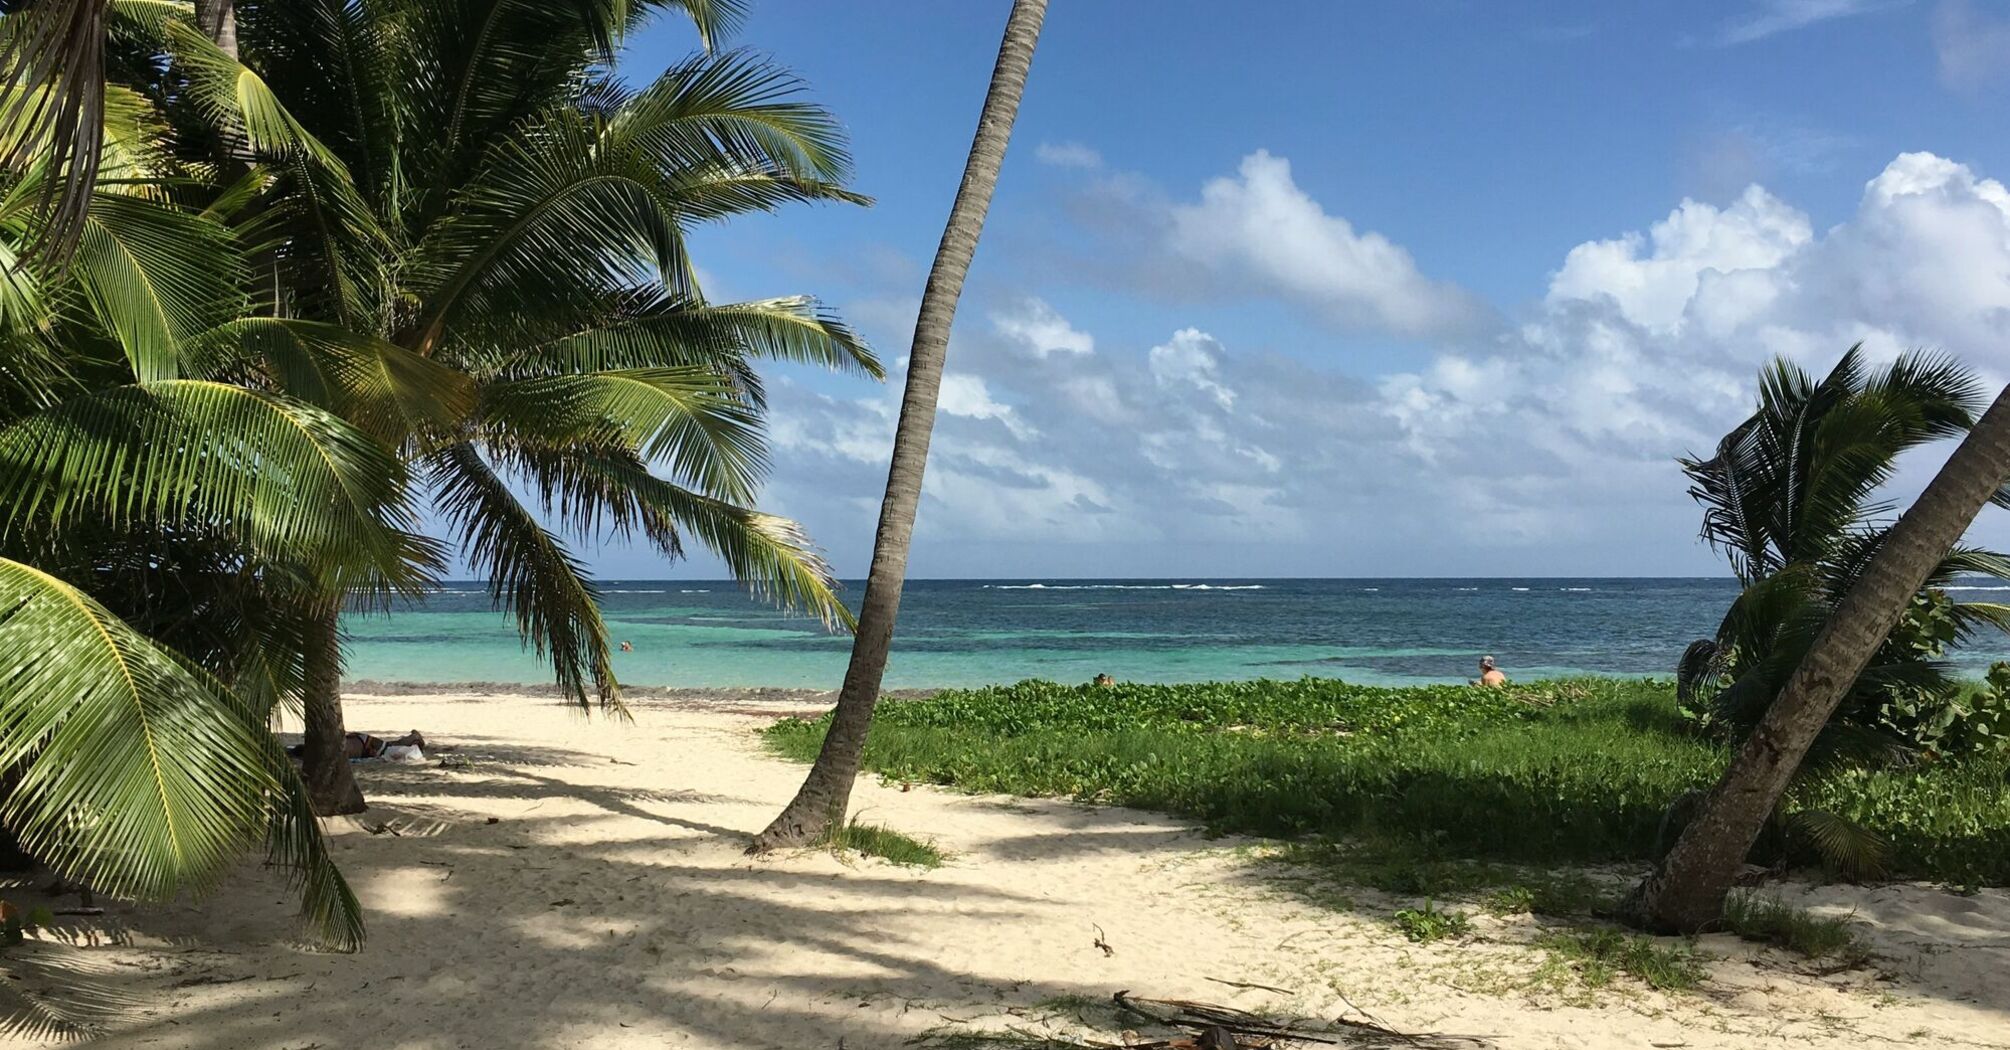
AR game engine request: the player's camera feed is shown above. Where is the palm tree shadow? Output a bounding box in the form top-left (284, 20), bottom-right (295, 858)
top-left (0, 938), bottom-right (150, 1042)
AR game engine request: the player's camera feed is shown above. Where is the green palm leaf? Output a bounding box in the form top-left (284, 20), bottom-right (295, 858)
top-left (163, 19), bottom-right (347, 169)
top-left (426, 443), bottom-right (620, 709)
top-left (513, 296), bottom-right (880, 386)
top-left (610, 50), bottom-right (856, 185)
top-left (0, 379), bottom-right (431, 585)
top-left (200, 317), bottom-right (477, 444)
top-left (0, 557), bottom-right (362, 947)
top-left (67, 192), bottom-right (241, 382)
top-left (483, 366), bottom-right (766, 503)
top-left (546, 447), bottom-right (852, 630)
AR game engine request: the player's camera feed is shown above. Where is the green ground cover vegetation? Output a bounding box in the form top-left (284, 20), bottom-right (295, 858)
top-left (763, 676), bottom-right (2010, 885)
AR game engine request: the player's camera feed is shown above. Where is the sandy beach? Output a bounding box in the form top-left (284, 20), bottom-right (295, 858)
top-left (6, 689), bottom-right (2008, 1050)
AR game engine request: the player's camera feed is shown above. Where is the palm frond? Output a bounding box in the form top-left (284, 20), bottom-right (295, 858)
top-left (649, 0), bottom-right (746, 51)
top-left (611, 50), bottom-right (855, 185)
top-left (482, 366), bottom-right (766, 503)
top-left (548, 447), bottom-right (852, 630)
top-left (513, 296), bottom-right (880, 384)
top-left (0, 379), bottom-right (432, 586)
top-left (199, 317), bottom-right (476, 444)
top-left (259, 731), bottom-right (365, 949)
top-left (1783, 807), bottom-right (1890, 882)
top-left (163, 18), bottom-right (348, 168)
top-left (0, 556), bottom-right (266, 896)
top-left (0, 557), bottom-right (363, 946)
top-left (0, 0), bottom-right (110, 258)
top-left (425, 442), bottom-right (621, 710)
top-left (67, 191), bottom-right (242, 382)
top-left (1675, 638), bottom-right (1723, 706)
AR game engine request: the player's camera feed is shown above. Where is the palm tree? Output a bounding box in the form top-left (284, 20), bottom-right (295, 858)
top-left (0, 156), bottom-right (421, 946)
top-left (1665, 349), bottom-right (2010, 880)
top-left (1677, 349), bottom-right (2010, 775)
top-left (1629, 373), bottom-right (2010, 933)
top-left (0, 0), bottom-right (871, 933)
top-left (12, 0), bottom-right (879, 813)
top-left (753, 0), bottom-right (1049, 850)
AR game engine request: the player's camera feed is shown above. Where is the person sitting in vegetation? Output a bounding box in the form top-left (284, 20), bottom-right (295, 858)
top-left (1093, 673), bottom-right (1115, 687)
top-left (1474, 656), bottom-right (1507, 688)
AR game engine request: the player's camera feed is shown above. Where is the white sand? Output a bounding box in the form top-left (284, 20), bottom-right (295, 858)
top-left (5, 691), bottom-right (2009, 1049)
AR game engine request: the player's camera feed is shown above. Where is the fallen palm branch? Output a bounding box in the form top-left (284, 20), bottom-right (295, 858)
top-left (1094, 992), bottom-right (1491, 1049)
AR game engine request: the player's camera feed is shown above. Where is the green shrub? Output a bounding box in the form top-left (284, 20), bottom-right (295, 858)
top-left (1392, 900), bottom-right (1470, 943)
top-left (1484, 886), bottom-right (1536, 916)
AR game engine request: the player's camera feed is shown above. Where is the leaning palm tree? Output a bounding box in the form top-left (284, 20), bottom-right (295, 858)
top-left (1677, 349), bottom-right (2010, 756)
top-left (1667, 348), bottom-right (2010, 877)
top-left (1630, 380), bottom-right (2010, 933)
top-left (754, 0), bottom-right (1049, 850)
top-left (23, 0), bottom-right (879, 813)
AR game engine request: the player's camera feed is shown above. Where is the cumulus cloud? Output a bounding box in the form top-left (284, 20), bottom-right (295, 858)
top-left (1034, 141), bottom-right (1103, 169)
top-left (1716, 0), bottom-right (1896, 44)
top-left (991, 297), bottom-right (1094, 356)
top-left (1148, 328), bottom-right (1236, 410)
top-left (1382, 151), bottom-right (2010, 516)
top-left (937, 372), bottom-right (1037, 440)
top-left (1933, 0), bottom-right (2010, 92)
top-left (1165, 151), bottom-right (1491, 339)
top-left (756, 151), bottom-right (2010, 577)
top-left (1547, 185), bottom-right (1812, 332)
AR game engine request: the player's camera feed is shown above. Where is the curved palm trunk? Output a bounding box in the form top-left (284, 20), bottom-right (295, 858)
top-left (300, 596), bottom-right (366, 816)
top-left (751, 0), bottom-right (1047, 851)
top-left (1627, 384), bottom-right (2010, 932)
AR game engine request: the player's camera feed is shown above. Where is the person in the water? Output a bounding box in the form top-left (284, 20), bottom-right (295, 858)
top-left (1474, 655), bottom-right (1507, 688)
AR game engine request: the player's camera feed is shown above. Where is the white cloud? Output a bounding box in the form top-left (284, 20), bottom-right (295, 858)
top-left (1165, 150), bottom-right (1489, 339)
top-left (1388, 151), bottom-right (2010, 479)
top-left (938, 372), bottom-right (1037, 440)
top-left (1933, 0), bottom-right (2010, 91)
top-left (1148, 328), bottom-right (1236, 410)
top-left (1034, 141), bottom-right (1103, 169)
top-left (1716, 0), bottom-right (1896, 44)
top-left (757, 152), bottom-right (2010, 577)
top-left (1547, 185), bottom-right (1812, 332)
top-left (991, 297), bottom-right (1094, 356)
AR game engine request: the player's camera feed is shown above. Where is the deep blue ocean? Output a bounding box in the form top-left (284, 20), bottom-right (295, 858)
top-left (338, 577), bottom-right (2010, 690)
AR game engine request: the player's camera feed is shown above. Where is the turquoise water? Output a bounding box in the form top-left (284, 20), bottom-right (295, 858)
top-left (339, 577), bottom-right (2010, 690)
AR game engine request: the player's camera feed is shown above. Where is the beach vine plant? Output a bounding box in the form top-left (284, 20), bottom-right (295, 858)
top-left (765, 677), bottom-right (2010, 886)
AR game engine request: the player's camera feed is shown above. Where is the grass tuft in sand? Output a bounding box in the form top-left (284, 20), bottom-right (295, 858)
top-left (1721, 892), bottom-right (1872, 963)
top-left (1533, 928), bottom-right (1708, 992)
top-left (818, 819), bottom-right (945, 868)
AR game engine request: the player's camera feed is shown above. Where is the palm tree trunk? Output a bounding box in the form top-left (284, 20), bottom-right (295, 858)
top-left (300, 595), bottom-right (366, 817)
top-left (1626, 384), bottom-right (2010, 932)
top-left (750, 0), bottom-right (1048, 851)
top-left (194, 0), bottom-right (237, 58)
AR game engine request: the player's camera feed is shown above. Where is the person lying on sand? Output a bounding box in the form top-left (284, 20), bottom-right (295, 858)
top-left (287, 730), bottom-right (425, 761)
top-left (1474, 655), bottom-right (1507, 688)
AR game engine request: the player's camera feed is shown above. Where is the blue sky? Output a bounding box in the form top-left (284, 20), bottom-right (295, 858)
top-left (578, 0), bottom-right (2010, 581)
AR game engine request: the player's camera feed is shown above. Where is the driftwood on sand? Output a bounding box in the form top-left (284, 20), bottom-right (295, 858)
top-left (1085, 992), bottom-right (1492, 1049)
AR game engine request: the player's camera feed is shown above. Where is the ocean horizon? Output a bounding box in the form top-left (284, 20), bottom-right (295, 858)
top-left (341, 576), bottom-right (2010, 690)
